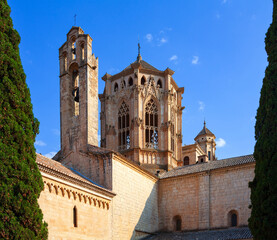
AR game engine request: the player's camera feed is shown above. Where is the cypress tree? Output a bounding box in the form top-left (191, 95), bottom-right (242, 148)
top-left (249, 0), bottom-right (277, 239)
top-left (0, 1), bottom-right (48, 239)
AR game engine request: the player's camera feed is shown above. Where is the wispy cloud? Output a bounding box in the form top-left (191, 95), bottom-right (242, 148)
top-left (158, 37), bottom-right (168, 46)
top-left (192, 56), bottom-right (199, 65)
top-left (35, 140), bottom-right (46, 147)
top-left (52, 129), bottom-right (60, 136)
top-left (45, 151), bottom-right (57, 159)
top-left (216, 138), bottom-right (226, 147)
top-left (170, 55), bottom-right (178, 61)
top-left (198, 101), bottom-right (205, 111)
top-left (145, 33), bottom-right (153, 42)
top-left (108, 67), bottom-right (120, 74)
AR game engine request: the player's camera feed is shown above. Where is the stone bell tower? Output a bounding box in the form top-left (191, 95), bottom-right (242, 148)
top-left (59, 27), bottom-right (98, 157)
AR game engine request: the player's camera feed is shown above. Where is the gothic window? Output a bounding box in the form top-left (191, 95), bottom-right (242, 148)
top-left (208, 151), bottom-right (211, 160)
top-left (157, 79), bottom-right (162, 88)
top-left (145, 99), bottom-right (158, 149)
top-left (128, 77), bottom-right (133, 86)
top-left (120, 79), bottom-right (126, 89)
top-left (114, 83), bottom-right (118, 92)
top-left (118, 101), bottom-right (130, 151)
top-left (72, 70), bottom-right (79, 116)
top-left (73, 206), bottom-right (78, 227)
top-left (184, 156), bottom-right (189, 165)
top-left (141, 76), bottom-right (146, 85)
top-left (173, 215), bottom-right (182, 231)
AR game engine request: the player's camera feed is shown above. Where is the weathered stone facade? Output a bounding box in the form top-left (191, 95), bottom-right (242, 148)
top-left (36, 27), bottom-right (254, 240)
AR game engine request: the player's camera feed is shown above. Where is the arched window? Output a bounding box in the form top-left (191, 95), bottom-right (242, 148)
top-left (120, 79), bottom-right (126, 89)
top-left (184, 156), bottom-right (189, 165)
top-left (72, 69), bottom-right (79, 116)
top-left (73, 206), bottom-right (78, 227)
top-left (141, 76), bottom-right (146, 85)
top-left (128, 77), bottom-right (133, 86)
top-left (228, 210), bottom-right (238, 227)
top-left (157, 79), bottom-right (162, 88)
top-left (173, 215), bottom-right (182, 231)
top-left (80, 43), bottom-right (85, 61)
top-left (208, 151), bottom-right (211, 160)
top-left (145, 99), bottom-right (158, 149)
top-left (118, 102), bottom-right (130, 151)
top-left (71, 37), bottom-right (76, 60)
top-left (114, 82), bottom-right (118, 92)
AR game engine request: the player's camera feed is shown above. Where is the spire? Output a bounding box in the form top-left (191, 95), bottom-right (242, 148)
top-left (137, 41), bottom-right (142, 62)
top-left (204, 120), bottom-right (206, 128)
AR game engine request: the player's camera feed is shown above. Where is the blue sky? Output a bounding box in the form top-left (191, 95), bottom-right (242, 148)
top-left (8, 0), bottom-right (272, 159)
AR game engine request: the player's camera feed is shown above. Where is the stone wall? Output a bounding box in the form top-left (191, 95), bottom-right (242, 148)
top-left (158, 162), bottom-right (255, 231)
top-left (38, 174), bottom-right (112, 240)
top-left (111, 155), bottom-right (159, 239)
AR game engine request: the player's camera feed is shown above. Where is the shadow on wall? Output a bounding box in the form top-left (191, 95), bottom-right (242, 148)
top-left (130, 184), bottom-right (159, 240)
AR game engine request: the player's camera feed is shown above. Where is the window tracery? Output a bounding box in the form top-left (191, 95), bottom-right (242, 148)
top-left (118, 101), bottom-right (130, 151)
top-left (145, 99), bottom-right (158, 149)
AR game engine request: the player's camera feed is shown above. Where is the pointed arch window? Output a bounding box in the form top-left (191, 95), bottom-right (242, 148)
top-left (118, 101), bottom-right (130, 151)
top-left (141, 76), bottom-right (146, 85)
top-left (157, 79), bottom-right (162, 88)
top-left (145, 99), bottom-right (158, 149)
top-left (72, 70), bottom-right (79, 116)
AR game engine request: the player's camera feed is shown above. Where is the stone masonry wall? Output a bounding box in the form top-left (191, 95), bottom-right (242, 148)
top-left (158, 163), bottom-right (255, 232)
top-left (38, 175), bottom-right (112, 240)
top-left (111, 155), bottom-right (159, 239)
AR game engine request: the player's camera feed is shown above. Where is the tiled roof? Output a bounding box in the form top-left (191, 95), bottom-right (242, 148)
top-left (160, 155), bottom-right (255, 179)
top-left (124, 59), bottom-right (160, 72)
top-left (36, 153), bottom-right (115, 196)
top-left (195, 121), bottom-right (215, 139)
top-left (148, 227), bottom-right (252, 240)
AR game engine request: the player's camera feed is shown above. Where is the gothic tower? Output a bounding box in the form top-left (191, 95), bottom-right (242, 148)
top-left (59, 27), bottom-right (98, 157)
top-left (99, 50), bottom-right (184, 171)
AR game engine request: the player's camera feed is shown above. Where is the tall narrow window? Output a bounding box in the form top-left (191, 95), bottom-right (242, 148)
top-left (171, 109), bottom-right (176, 156)
top-left (208, 151), bottom-right (211, 160)
top-left (114, 83), bottom-right (118, 92)
top-left (72, 38), bottom-right (76, 60)
top-left (157, 79), bottom-right (162, 88)
top-left (141, 76), bottom-right (146, 85)
top-left (63, 52), bottom-right (67, 72)
top-left (81, 43), bottom-right (85, 61)
top-left (73, 206), bottom-right (78, 227)
top-left (118, 102), bottom-right (130, 151)
top-left (145, 99), bottom-right (158, 149)
top-left (128, 77), bottom-right (133, 86)
top-left (72, 70), bottom-right (79, 116)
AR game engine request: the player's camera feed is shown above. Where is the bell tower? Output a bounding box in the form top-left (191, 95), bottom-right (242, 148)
top-left (59, 27), bottom-right (98, 157)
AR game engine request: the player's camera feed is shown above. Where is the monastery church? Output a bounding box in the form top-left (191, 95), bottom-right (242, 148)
top-left (36, 27), bottom-right (255, 239)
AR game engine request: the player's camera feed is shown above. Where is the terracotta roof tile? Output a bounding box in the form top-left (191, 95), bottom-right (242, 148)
top-left (36, 153), bottom-right (115, 196)
top-left (160, 155), bottom-right (255, 179)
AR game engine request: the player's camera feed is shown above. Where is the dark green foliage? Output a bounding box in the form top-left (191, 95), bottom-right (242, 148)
top-left (0, 1), bottom-right (48, 239)
top-left (249, 1), bottom-right (277, 239)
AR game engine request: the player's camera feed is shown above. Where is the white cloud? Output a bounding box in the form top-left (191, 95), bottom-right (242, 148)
top-left (145, 33), bottom-right (153, 42)
top-left (45, 151), bottom-right (57, 159)
top-left (160, 38), bottom-right (167, 43)
top-left (216, 138), bottom-right (226, 148)
top-left (192, 56), bottom-right (199, 65)
top-left (198, 101), bottom-right (205, 111)
top-left (170, 55), bottom-right (178, 61)
top-left (52, 129), bottom-right (60, 136)
top-left (35, 140), bottom-right (46, 147)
